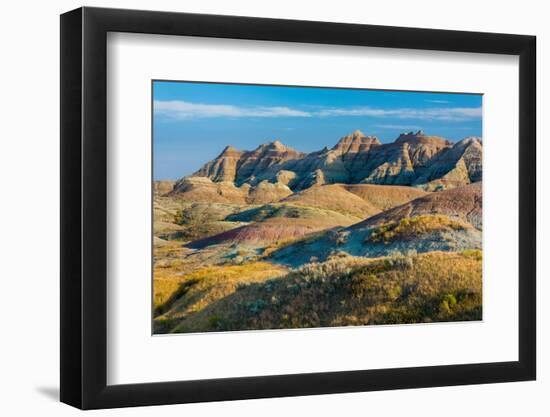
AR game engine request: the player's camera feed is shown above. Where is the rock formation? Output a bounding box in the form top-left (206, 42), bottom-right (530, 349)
top-left (413, 137), bottom-right (482, 190)
top-left (194, 145), bottom-right (244, 183)
top-left (172, 130), bottom-right (482, 196)
top-left (153, 180), bottom-right (176, 196)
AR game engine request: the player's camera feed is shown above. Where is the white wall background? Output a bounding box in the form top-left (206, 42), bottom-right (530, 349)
top-left (0, 0), bottom-right (546, 415)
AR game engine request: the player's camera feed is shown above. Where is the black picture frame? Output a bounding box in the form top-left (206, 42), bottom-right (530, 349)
top-left (60, 6), bottom-right (536, 410)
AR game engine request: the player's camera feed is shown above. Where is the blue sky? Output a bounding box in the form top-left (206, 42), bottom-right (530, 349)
top-left (153, 81), bottom-right (482, 180)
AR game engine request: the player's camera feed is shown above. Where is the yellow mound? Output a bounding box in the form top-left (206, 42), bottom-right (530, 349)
top-left (282, 184), bottom-right (380, 217)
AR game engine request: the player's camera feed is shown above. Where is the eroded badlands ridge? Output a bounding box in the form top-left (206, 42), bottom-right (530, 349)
top-left (168, 130), bottom-right (482, 203)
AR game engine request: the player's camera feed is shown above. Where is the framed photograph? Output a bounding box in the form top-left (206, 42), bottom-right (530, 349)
top-left (60, 6), bottom-right (536, 409)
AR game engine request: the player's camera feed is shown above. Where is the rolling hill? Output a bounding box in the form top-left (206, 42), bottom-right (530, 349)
top-left (186, 203), bottom-right (359, 249)
top-left (270, 183), bottom-right (482, 266)
top-left (158, 250), bottom-right (482, 333)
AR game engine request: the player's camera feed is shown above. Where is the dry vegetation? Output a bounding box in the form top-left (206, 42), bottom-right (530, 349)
top-left (368, 215), bottom-right (468, 244)
top-left (152, 180), bottom-right (483, 334)
top-left (160, 250), bottom-right (481, 333)
top-left (154, 262), bottom-right (288, 333)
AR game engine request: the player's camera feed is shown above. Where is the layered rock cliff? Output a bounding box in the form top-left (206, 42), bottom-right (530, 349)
top-left (176, 130), bottom-right (482, 194)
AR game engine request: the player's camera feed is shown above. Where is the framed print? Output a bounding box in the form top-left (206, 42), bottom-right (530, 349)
top-left (60, 7), bottom-right (536, 409)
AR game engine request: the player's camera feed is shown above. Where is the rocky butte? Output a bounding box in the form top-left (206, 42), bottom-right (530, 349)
top-left (169, 129), bottom-right (482, 200)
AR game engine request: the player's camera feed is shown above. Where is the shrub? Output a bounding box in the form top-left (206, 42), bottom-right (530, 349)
top-left (328, 250), bottom-right (350, 260)
top-left (232, 256), bottom-right (244, 265)
top-left (208, 315), bottom-right (224, 329)
top-left (439, 293), bottom-right (458, 313)
top-left (245, 299), bottom-right (267, 314)
top-left (461, 249), bottom-right (482, 261)
top-left (336, 230), bottom-right (350, 245)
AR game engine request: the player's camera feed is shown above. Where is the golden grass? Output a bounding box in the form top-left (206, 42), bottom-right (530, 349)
top-left (461, 248), bottom-right (483, 261)
top-left (153, 261), bottom-right (288, 331)
top-left (163, 250), bottom-right (482, 333)
top-left (154, 277), bottom-right (186, 310)
top-left (368, 215), bottom-right (467, 244)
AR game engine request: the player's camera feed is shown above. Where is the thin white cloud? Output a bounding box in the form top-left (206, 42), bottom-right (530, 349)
top-left (426, 99), bottom-right (451, 104)
top-left (155, 100), bottom-right (481, 122)
top-left (375, 124), bottom-right (422, 130)
top-left (315, 106), bottom-right (481, 121)
top-left (154, 100), bottom-right (310, 118)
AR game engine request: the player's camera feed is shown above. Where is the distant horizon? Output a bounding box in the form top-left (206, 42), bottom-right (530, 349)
top-left (153, 81), bottom-right (482, 180)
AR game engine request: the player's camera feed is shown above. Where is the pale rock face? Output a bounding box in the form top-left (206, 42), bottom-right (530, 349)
top-left (194, 146), bottom-right (244, 183)
top-left (413, 136), bottom-right (482, 190)
top-left (235, 141), bottom-right (305, 185)
top-left (275, 170), bottom-right (297, 186)
top-left (419, 158), bottom-right (471, 191)
top-left (332, 130), bottom-right (381, 156)
top-left (360, 142), bottom-right (416, 185)
top-left (341, 131), bottom-right (449, 185)
top-left (171, 176), bottom-right (249, 204)
top-left (154, 180), bottom-right (176, 196)
top-left (460, 137), bottom-right (483, 182)
top-left (170, 175), bottom-right (292, 204)
top-left (175, 130), bottom-right (482, 194)
top-left (246, 180), bottom-right (293, 204)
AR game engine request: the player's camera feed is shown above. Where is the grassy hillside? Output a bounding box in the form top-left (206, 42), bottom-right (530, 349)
top-left (158, 250), bottom-right (481, 333)
top-left (367, 215), bottom-right (468, 244)
top-left (270, 214), bottom-right (481, 267)
top-left (154, 200), bottom-right (250, 242)
top-left (154, 262), bottom-right (288, 333)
